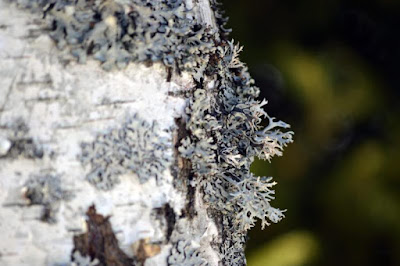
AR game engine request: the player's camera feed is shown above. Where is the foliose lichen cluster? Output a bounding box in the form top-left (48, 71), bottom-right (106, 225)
top-left (0, 118), bottom-right (44, 159)
top-left (24, 173), bottom-right (72, 222)
top-left (178, 38), bottom-right (293, 264)
top-left (80, 114), bottom-right (172, 190)
top-left (14, 0), bottom-right (216, 76)
top-left (12, 0), bottom-right (293, 264)
top-left (168, 240), bottom-right (207, 266)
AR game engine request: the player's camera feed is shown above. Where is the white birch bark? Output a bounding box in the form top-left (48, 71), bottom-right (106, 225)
top-left (0, 1), bottom-right (220, 265)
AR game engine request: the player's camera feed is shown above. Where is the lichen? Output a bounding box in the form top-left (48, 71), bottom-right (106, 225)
top-left (168, 240), bottom-right (208, 266)
top-left (24, 173), bottom-right (72, 222)
top-left (2, 138), bottom-right (44, 159)
top-left (13, 0), bottom-right (217, 74)
top-left (176, 3), bottom-right (294, 264)
top-left (178, 38), bottom-right (294, 262)
top-left (0, 118), bottom-right (44, 159)
top-left (80, 114), bottom-right (172, 190)
top-left (10, 0), bottom-right (294, 264)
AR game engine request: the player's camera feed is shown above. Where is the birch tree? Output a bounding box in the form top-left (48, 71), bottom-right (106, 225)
top-left (0, 1), bottom-right (293, 265)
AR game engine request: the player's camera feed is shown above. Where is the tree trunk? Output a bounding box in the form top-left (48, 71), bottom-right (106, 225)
top-left (0, 1), bottom-right (293, 265)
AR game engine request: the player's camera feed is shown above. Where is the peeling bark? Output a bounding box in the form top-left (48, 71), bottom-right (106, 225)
top-left (73, 205), bottom-right (134, 266)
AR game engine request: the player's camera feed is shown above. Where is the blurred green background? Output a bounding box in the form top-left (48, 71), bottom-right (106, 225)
top-left (220, 0), bottom-right (400, 265)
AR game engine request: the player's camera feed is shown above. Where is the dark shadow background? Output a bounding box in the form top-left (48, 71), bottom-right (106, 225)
top-left (219, 0), bottom-right (400, 265)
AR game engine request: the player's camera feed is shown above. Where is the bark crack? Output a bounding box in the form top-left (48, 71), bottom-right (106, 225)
top-left (173, 117), bottom-right (197, 219)
top-left (0, 75), bottom-right (16, 118)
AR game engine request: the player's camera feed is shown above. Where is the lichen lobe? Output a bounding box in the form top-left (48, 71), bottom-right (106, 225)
top-left (14, 0), bottom-right (217, 75)
top-left (80, 114), bottom-right (172, 190)
top-left (8, 0), bottom-right (294, 265)
top-left (176, 12), bottom-right (294, 266)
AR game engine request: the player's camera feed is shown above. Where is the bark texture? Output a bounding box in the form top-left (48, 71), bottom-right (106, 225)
top-left (0, 1), bottom-right (293, 265)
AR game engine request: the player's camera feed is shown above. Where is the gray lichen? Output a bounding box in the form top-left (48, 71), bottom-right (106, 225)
top-left (24, 173), bottom-right (72, 222)
top-left (1, 138), bottom-right (44, 159)
top-left (10, 0), bottom-right (294, 264)
top-left (177, 11), bottom-right (294, 265)
top-left (168, 240), bottom-right (208, 266)
top-left (80, 114), bottom-right (172, 190)
top-left (0, 119), bottom-right (44, 159)
top-left (14, 0), bottom-right (217, 74)
top-left (219, 216), bottom-right (247, 265)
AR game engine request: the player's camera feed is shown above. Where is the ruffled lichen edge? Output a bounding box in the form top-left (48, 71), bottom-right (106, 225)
top-left (179, 38), bottom-right (293, 264)
top-left (11, 0), bottom-right (294, 265)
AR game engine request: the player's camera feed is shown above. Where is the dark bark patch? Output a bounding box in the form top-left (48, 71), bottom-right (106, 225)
top-left (164, 203), bottom-right (176, 242)
top-left (173, 117), bottom-right (197, 220)
top-left (72, 205), bottom-right (134, 266)
top-left (166, 66), bottom-right (173, 82)
top-left (154, 203), bottom-right (176, 242)
top-left (183, 183), bottom-right (197, 219)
